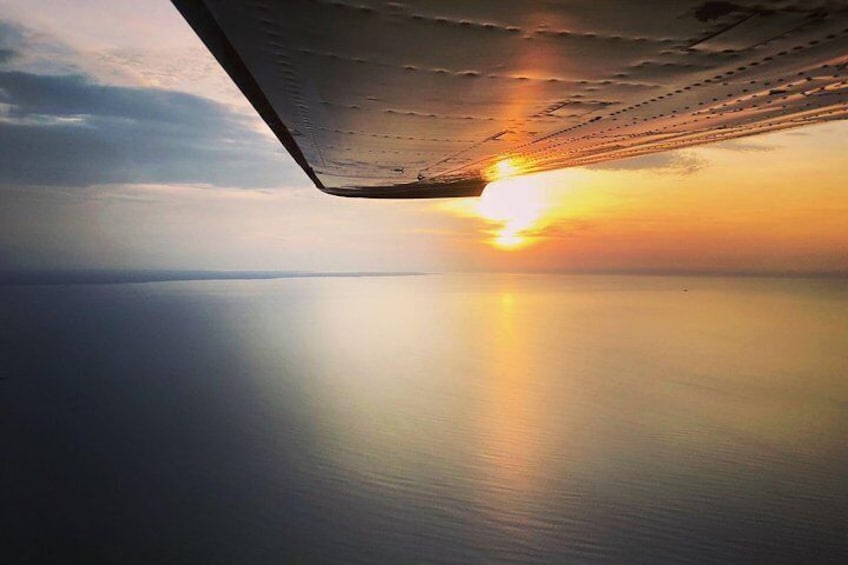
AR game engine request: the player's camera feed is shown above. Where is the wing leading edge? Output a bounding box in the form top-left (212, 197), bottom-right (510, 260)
top-left (173, 1), bottom-right (848, 198)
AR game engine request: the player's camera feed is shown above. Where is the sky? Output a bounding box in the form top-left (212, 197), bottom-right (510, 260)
top-left (0, 1), bottom-right (846, 275)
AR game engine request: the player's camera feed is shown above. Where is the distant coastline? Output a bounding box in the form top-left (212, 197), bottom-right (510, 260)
top-left (0, 270), bottom-right (428, 286)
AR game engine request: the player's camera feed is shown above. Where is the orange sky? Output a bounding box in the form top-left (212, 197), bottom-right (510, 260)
top-left (1, 2), bottom-right (845, 276)
top-left (434, 122), bottom-right (848, 274)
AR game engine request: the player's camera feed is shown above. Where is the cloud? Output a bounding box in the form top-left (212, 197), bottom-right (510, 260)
top-left (710, 139), bottom-right (777, 152)
top-left (0, 21), bottom-right (20, 63)
top-left (0, 20), bottom-right (303, 190)
top-left (0, 19), bottom-right (85, 77)
top-left (585, 151), bottom-right (706, 174)
top-left (0, 69), bottom-right (302, 188)
top-left (531, 218), bottom-right (598, 240)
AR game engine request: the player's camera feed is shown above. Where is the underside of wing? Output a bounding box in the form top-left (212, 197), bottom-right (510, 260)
top-left (173, 0), bottom-right (848, 198)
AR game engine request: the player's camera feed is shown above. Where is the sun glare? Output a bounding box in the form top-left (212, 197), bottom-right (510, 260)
top-left (495, 230), bottom-right (524, 249)
top-left (478, 176), bottom-right (551, 250)
top-left (492, 158), bottom-right (523, 180)
top-left (438, 168), bottom-right (586, 251)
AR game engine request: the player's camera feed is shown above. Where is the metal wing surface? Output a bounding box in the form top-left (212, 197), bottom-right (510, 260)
top-left (173, 1), bottom-right (848, 198)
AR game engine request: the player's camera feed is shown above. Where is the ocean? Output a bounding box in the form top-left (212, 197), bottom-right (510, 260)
top-left (2, 274), bottom-right (846, 563)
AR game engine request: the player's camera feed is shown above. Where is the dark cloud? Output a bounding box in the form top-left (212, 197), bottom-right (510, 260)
top-left (0, 69), bottom-right (302, 189)
top-left (0, 21), bottom-right (23, 64)
top-left (586, 151), bottom-right (706, 174)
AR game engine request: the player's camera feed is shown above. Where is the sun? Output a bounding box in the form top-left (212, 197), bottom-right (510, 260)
top-left (437, 167), bottom-right (584, 251)
top-left (477, 176), bottom-right (550, 250)
top-left (495, 230), bottom-right (525, 249)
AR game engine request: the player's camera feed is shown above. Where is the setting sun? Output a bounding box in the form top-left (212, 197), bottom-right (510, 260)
top-left (473, 169), bottom-right (588, 249)
top-left (438, 169), bottom-right (588, 250)
top-left (478, 177), bottom-right (550, 249)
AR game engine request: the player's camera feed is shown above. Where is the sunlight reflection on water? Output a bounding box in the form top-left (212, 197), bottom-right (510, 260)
top-left (3, 274), bottom-right (847, 563)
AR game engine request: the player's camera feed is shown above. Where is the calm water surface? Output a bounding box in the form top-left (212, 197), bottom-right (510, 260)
top-left (2, 274), bottom-right (847, 563)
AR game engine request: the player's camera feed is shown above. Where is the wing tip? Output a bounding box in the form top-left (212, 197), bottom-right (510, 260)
top-left (319, 177), bottom-right (487, 199)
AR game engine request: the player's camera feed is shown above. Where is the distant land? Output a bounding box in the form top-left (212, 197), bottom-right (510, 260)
top-left (0, 270), bottom-right (427, 286)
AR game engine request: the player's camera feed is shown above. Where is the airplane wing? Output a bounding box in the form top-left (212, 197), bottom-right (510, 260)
top-left (172, 1), bottom-right (848, 198)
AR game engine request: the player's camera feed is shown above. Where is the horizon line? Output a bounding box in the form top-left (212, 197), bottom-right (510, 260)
top-left (1, 268), bottom-right (847, 286)
top-left (0, 270), bottom-right (428, 286)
